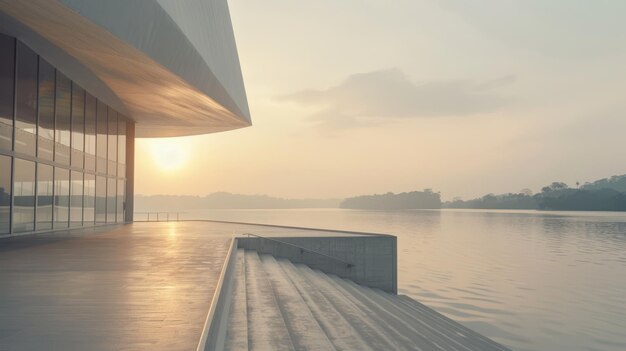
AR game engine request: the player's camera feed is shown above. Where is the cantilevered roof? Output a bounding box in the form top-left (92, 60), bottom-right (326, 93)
top-left (0, 0), bottom-right (251, 137)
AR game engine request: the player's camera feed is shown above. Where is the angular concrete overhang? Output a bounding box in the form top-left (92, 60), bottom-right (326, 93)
top-left (0, 0), bottom-right (251, 137)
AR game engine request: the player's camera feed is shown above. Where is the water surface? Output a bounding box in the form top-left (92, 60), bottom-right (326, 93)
top-left (183, 208), bottom-right (626, 351)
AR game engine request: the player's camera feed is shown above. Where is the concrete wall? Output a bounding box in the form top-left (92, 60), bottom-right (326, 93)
top-left (237, 235), bottom-right (397, 293)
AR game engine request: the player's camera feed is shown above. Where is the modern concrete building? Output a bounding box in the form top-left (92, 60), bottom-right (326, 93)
top-left (0, 0), bottom-right (250, 236)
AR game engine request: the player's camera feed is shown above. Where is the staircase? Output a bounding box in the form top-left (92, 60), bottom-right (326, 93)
top-left (223, 249), bottom-right (510, 351)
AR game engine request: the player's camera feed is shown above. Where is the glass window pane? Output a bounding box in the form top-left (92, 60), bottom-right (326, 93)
top-left (37, 58), bottom-right (55, 160)
top-left (0, 34), bottom-right (15, 152)
top-left (13, 158), bottom-right (35, 233)
top-left (71, 83), bottom-right (85, 168)
top-left (96, 100), bottom-right (107, 174)
top-left (36, 163), bottom-right (53, 231)
top-left (95, 175), bottom-right (106, 224)
top-left (84, 93), bottom-right (96, 171)
top-left (118, 164), bottom-right (126, 181)
top-left (106, 177), bottom-right (116, 223)
top-left (108, 110), bottom-right (117, 176)
top-left (116, 179), bottom-right (124, 223)
top-left (53, 167), bottom-right (69, 228)
top-left (14, 42), bottom-right (38, 156)
top-left (118, 116), bottom-right (126, 177)
top-left (55, 73), bottom-right (71, 165)
top-left (70, 171), bottom-right (83, 227)
top-left (0, 155), bottom-right (11, 234)
top-left (83, 173), bottom-right (95, 225)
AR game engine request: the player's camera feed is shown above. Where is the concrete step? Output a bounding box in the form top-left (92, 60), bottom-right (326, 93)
top-left (339, 278), bottom-right (470, 351)
top-left (296, 264), bottom-right (413, 351)
top-left (371, 289), bottom-right (497, 351)
top-left (224, 249), bottom-right (248, 351)
top-left (394, 294), bottom-right (510, 351)
top-left (223, 250), bottom-right (509, 351)
top-left (243, 250), bottom-right (294, 351)
top-left (318, 269), bottom-right (440, 351)
top-left (277, 259), bottom-right (375, 351)
top-left (259, 254), bottom-right (335, 351)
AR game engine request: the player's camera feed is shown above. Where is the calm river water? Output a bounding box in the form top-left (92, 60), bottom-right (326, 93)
top-left (183, 208), bottom-right (626, 351)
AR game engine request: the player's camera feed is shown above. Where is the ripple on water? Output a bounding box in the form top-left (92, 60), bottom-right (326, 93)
top-left (591, 337), bottom-right (626, 349)
top-left (462, 295), bottom-right (501, 305)
top-left (409, 290), bottom-right (451, 300)
top-left (463, 320), bottom-right (533, 345)
top-left (429, 305), bottom-right (480, 320)
top-left (450, 286), bottom-right (492, 298)
top-left (446, 302), bottom-right (516, 316)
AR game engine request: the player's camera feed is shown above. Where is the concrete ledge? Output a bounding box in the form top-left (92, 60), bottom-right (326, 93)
top-left (237, 235), bottom-right (397, 293)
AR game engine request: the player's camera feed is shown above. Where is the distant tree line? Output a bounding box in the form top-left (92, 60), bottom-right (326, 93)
top-left (134, 174), bottom-right (626, 212)
top-left (445, 192), bottom-right (538, 210)
top-left (445, 175), bottom-right (626, 212)
top-left (340, 190), bottom-right (441, 210)
top-left (538, 187), bottom-right (626, 211)
top-left (580, 175), bottom-right (626, 192)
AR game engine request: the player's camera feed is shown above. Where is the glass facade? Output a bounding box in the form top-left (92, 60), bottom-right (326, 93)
top-left (55, 72), bottom-right (71, 165)
top-left (96, 100), bottom-right (107, 174)
top-left (0, 155), bottom-right (11, 234)
top-left (0, 34), bottom-right (130, 236)
top-left (85, 93), bottom-right (96, 171)
top-left (71, 83), bottom-right (85, 169)
top-left (84, 173), bottom-right (95, 225)
top-left (36, 163), bottom-right (53, 231)
top-left (95, 176), bottom-right (106, 224)
top-left (117, 179), bottom-right (125, 223)
top-left (107, 177), bottom-right (116, 223)
top-left (13, 158), bottom-right (36, 233)
top-left (38, 58), bottom-right (55, 161)
top-left (70, 171), bottom-right (83, 227)
top-left (118, 119), bottom-right (126, 178)
top-left (15, 42), bottom-right (38, 156)
top-left (0, 35), bottom-right (14, 152)
top-left (53, 167), bottom-right (69, 229)
top-left (108, 110), bottom-right (117, 176)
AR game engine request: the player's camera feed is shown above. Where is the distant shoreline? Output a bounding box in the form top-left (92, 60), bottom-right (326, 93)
top-left (134, 206), bottom-right (626, 213)
top-left (135, 174), bottom-right (626, 213)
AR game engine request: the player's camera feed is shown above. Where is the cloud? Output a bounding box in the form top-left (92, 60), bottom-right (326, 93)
top-left (278, 68), bottom-right (514, 130)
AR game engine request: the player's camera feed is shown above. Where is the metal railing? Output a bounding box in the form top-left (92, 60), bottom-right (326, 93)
top-left (242, 232), bottom-right (354, 269)
top-left (134, 212), bottom-right (184, 222)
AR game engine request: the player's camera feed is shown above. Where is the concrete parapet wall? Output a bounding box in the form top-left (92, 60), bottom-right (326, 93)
top-left (237, 235), bottom-right (397, 293)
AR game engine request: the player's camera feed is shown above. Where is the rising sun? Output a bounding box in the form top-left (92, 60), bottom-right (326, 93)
top-left (148, 138), bottom-right (191, 171)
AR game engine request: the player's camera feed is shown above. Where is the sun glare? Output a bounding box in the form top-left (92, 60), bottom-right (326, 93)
top-left (148, 138), bottom-right (191, 172)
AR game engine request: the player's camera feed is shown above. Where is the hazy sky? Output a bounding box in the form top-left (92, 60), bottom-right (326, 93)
top-left (136, 0), bottom-right (626, 200)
